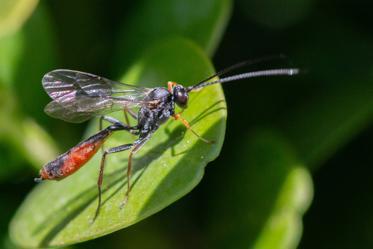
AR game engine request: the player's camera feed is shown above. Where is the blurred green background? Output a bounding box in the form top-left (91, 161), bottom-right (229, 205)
top-left (0, 0), bottom-right (372, 248)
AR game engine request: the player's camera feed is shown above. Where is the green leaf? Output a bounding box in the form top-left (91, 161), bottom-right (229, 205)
top-left (0, 0), bottom-right (38, 38)
top-left (0, 31), bottom-right (23, 86)
top-left (11, 3), bottom-right (57, 123)
top-left (0, 116), bottom-right (59, 175)
top-left (113, 0), bottom-right (231, 74)
top-left (207, 130), bottom-right (313, 249)
top-left (0, 2), bottom-right (57, 121)
top-left (0, 3), bottom-right (59, 177)
top-left (10, 37), bottom-right (227, 248)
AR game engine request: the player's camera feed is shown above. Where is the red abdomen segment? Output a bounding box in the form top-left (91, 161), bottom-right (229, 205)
top-left (38, 129), bottom-right (112, 181)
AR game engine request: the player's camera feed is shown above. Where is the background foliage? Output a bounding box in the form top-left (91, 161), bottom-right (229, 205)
top-left (0, 0), bottom-right (372, 248)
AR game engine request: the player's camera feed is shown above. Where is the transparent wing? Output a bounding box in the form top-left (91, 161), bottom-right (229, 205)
top-left (42, 69), bottom-right (152, 123)
top-left (44, 96), bottom-right (124, 123)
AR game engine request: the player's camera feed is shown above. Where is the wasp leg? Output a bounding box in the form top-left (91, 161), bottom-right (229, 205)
top-left (100, 115), bottom-right (138, 134)
top-left (123, 107), bottom-right (138, 126)
top-left (123, 110), bottom-right (131, 126)
top-left (99, 115), bottom-right (124, 130)
top-left (94, 141), bottom-right (134, 221)
top-left (120, 133), bottom-right (153, 208)
top-left (172, 114), bottom-right (214, 144)
top-left (167, 81), bottom-right (177, 92)
top-left (126, 108), bottom-right (138, 119)
top-left (99, 115), bottom-right (139, 153)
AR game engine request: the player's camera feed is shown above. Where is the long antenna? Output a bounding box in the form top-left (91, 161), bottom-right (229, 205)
top-left (187, 68), bottom-right (299, 92)
top-left (194, 55), bottom-right (287, 87)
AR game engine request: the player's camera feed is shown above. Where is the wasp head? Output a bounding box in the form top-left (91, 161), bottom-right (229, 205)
top-left (173, 85), bottom-right (189, 108)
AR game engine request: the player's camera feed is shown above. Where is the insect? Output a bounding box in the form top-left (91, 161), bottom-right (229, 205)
top-left (34, 58), bottom-right (299, 219)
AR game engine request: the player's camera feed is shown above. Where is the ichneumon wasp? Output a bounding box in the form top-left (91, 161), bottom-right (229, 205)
top-left (35, 57), bottom-right (299, 220)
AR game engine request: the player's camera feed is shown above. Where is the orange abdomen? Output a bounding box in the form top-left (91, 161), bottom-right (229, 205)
top-left (39, 128), bottom-right (112, 181)
top-left (60, 140), bottom-right (102, 177)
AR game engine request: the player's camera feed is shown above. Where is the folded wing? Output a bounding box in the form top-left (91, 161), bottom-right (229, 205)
top-left (42, 69), bottom-right (151, 123)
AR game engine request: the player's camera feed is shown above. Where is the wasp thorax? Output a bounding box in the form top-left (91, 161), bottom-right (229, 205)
top-left (173, 85), bottom-right (188, 108)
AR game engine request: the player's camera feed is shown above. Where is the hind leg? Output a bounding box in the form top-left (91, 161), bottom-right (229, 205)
top-left (120, 133), bottom-right (153, 208)
top-left (94, 142), bottom-right (134, 221)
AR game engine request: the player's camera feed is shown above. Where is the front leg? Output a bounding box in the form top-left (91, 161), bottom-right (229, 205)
top-left (172, 113), bottom-right (214, 144)
top-left (167, 81), bottom-right (177, 92)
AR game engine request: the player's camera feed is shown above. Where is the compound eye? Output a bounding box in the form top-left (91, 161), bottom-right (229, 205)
top-left (174, 86), bottom-right (188, 108)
